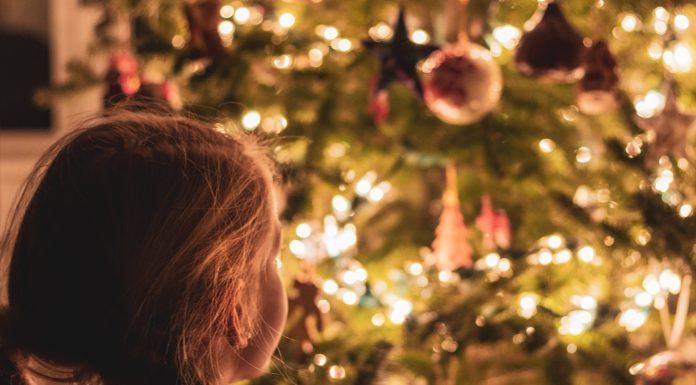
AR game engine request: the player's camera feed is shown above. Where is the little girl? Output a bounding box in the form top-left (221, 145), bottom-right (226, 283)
top-left (0, 109), bottom-right (288, 385)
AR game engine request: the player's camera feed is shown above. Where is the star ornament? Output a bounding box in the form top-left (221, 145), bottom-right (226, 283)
top-left (635, 82), bottom-right (696, 168)
top-left (363, 7), bottom-right (439, 123)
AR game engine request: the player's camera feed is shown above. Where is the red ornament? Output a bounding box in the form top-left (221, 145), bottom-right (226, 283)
top-left (431, 162), bottom-right (473, 271)
top-left (422, 43), bottom-right (502, 125)
top-left (515, 1), bottom-right (585, 82)
top-left (183, 0), bottom-right (225, 60)
top-left (475, 196), bottom-right (511, 250)
top-left (104, 52), bottom-right (141, 106)
top-left (576, 40), bottom-right (620, 115)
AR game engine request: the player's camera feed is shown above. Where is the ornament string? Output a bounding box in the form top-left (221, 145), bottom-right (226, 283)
top-left (651, 258), bottom-right (673, 345)
top-left (669, 273), bottom-right (692, 349)
top-left (457, 0), bottom-right (470, 45)
top-left (444, 160), bottom-right (459, 206)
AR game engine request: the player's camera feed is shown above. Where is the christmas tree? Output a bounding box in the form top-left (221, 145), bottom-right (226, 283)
top-left (51, 0), bottom-right (696, 384)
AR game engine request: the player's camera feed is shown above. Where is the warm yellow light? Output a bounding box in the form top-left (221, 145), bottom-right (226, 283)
top-left (233, 6), bottom-right (251, 24)
top-left (369, 22), bottom-right (393, 41)
top-left (278, 12), bottom-right (296, 28)
top-left (317, 25), bottom-right (339, 40)
top-left (538, 138), bottom-right (555, 153)
top-left (679, 203), bottom-right (693, 218)
top-left (217, 20), bottom-right (235, 36)
top-left (332, 38), bottom-right (352, 52)
top-left (674, 14), bottom-right (690, 31)
top-left (219, 5), bottom-right (234, 18)
top-left (410, 29), bottom-right (430, 44)
top-left (492, 24), bottom-right (521, 48)
top-left (575, 147), bottom-right (592, 164)
top-left (577, 246), bottom-right (595, 263)
top-left (621, 14), bottom-right (639, 32)
top-left (241, 110), bottom-right (261, 130)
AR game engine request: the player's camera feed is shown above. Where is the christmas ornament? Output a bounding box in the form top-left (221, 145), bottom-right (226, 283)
top-left (635, 81), bottom-right (696, 168)
top-left (576, 40), bottom-right (620, 115)
top-left (631, 351), bottom-right (696, 385)
top-left (421, 43), bottom-right (502, 125)
top-left (431, 162), bottom-right (473, 271)
top-left (515, 1), bottom-right (585, 82)
top-left (183, 0), bottom-right (225, 60)
top-left (363, 7), bottom-right (439, 124)
top-left (104, 52), bottom-right (141, 106)
top-left (475, 196), bottom-right (511, 250)
top-left (287, 270), bottom-right (324, 354)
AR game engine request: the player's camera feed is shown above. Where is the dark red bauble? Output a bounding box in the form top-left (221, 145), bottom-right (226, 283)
top-left (576, 40), bottom-right (620, 114)
top-left (515, 1), bottom-right (585, 82)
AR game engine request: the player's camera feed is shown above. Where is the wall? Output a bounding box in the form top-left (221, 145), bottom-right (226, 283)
top-left (0, 0), bottom-right (105, 235)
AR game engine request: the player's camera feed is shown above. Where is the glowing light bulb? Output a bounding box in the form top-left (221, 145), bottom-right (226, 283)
top-left (218, 20), bottom-right (235, 36)
top-left (635, 90), bottom-right (665, 118)
top-left (296, 223), bottom-right (312, 238)
top-left (410, 29), bottom-right (430, 44)
top-left (659, 269), bottom-right (681, 294)
top-left (233, 7), bottom-right (251, 24)
top-left (498, 258), bottom-right (511, 272)
top-left (272, 54), bottom-right (293, 69)
top-left (369, 22), bottom-right (393, 41)
top-left (241, 110), bottom-right (261, 130)
top-left (634, 291), bottom-right (653, 307)
top-left (664, 42), bottom-right (694, 73)
top-left (619, 308), bottom-right (647, 331)
top-left (331, 195), bottom-right (351, 214)
top-left (219, 5), bottom-right (234, 18)
top-left (654, 7), bottom-right (669, 22)
top-left (332, 38), bottom-right (352, 52)
top-left (679, 203), bottom-right (693, 218)
top-left (316, 299), bottom-right (330, 313)
top-left (538, 250), bottom-right (553, 265)
top-left (621, 14), bottom-right (639, 32)
top-left (341, 290), bottom-right (358, 305)
top-left (308, 48), bottom-right (324, 67)
top-left (648, 41), bottom-right (663, 60)
top-left (313, 354), bottom-right (327, 367)
top-left (484, 253), bottom-right (501, 268)
top-left (538, 138), bottom-right (555, 153)
top-left (576, 147), bottom-right (592, 164)
top-left (654, 20), bottom-right (668, 35)
top-left (322, 279), bottom-right (339, 295)
top-left (492, 24), bottom-right (521, 48)
top-left (519, 294), bottom-right (538, 319)
top-left (289, 240), bottom-right (306, 256)
top-left (554, 249), bottom-right (572, 264)
top-left (674, 14), bottom-right (690, 31)
top-left (328, 365), bottom-right (346, 380)
top-left (355, 171), bottom-right (377, 196)
top-left (438, 270), bottom-right (453, 283)
top-left (577, 246), bottom-right (595, 263)
top-left (407, 262), bottom-right (424, 276)
top-left (546, 234), bottom-right (564, 249)
top-left (278, 12), bottom-right (295, 28)
top-left (317, 25), bottom-right (339, 40)
top-left (389, 299), bottom-right (412, 324)
top-left (371, 313), bottom-right (386, 326)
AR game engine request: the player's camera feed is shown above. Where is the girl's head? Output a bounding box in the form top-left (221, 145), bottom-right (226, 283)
top-left (0, 109), bottom-right (287, 385)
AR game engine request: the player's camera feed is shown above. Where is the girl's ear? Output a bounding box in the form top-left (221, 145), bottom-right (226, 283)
top-left (229, 305), bottom-right (249, 350)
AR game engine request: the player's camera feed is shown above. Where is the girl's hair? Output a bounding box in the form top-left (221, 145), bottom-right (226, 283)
top-left (0, 108), bottom-right (278, 385)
